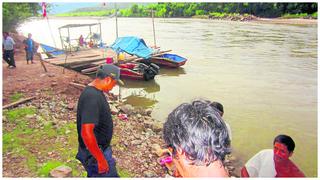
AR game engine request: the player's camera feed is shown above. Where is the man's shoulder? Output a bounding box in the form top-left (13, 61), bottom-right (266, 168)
top-left (82, 86), bottom-right (99, 95)
top-left (258, 149), bottom-right (273, 155)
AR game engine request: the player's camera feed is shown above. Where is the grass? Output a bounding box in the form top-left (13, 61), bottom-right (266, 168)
top-left (3, 106), bottom-right (134, 177)
top-left (38, 161), bottom-right (64, 177)
top-left (4, 107), bottom-right (36, 123)
top-left (9, 92), bottom-right (24, 102)
top-left (281, 13), bottom-right (317, 19)
top-left (117, 167), bottom-right (134, 178)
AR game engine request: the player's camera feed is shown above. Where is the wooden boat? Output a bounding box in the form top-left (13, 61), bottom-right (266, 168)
top-left (141, 53), bottom-right (187, 68)
top-left (118, 62), bottom-right (159, 81)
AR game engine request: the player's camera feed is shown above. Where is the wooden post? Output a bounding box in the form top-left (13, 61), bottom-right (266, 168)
top-left (62, 52), bottom-right (68, 74)
top-left (46, 16), bottom-right (57, 48)
top-left (3, 97), bottom-right (36, 110)
top-left (67, 27), bottom-right (71, 52)
top-left (99, 23), bottom-right (102, 45)
top-left (58, 28), bottom-right (64, 50)
top-left (115, 3), bottom-right (119, 39)
top-left (151, 10), bottom-right (157, 48)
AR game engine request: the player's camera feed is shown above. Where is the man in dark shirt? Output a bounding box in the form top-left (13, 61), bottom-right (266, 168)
top-left (76, 64), bottom-right (123, 177)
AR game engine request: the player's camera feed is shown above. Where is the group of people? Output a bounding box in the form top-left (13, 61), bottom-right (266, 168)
top-left (2, 32), bottom-right (37, 68)
top-left (79, 35), bottom-right (94, 48)
top-left (76, 64), bottom-right (305, 177)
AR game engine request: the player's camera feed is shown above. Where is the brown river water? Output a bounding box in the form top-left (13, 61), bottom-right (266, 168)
top-left (18, 17), bottom-right (317, 176)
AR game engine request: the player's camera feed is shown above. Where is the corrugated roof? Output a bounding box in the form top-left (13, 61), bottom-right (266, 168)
top-left (58, 23), bottom-right (100, 29)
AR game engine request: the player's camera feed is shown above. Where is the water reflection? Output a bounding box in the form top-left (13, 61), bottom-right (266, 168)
top-left (122, 94), bottom-right (158, 107)
top-left (122, 79), bottom-right (160, 93)
top-left (159, 67), bottom-right (186, 77)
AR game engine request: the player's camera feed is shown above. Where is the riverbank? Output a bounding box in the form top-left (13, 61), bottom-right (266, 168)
top-left (46, 15), bottom-right (318, 25)
top-left (2, 33), bottom-right (241, 177)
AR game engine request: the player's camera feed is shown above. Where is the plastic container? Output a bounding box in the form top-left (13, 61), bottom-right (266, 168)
top-left (106, 57), bottom-right (113, 64)
top-left (118, 53), bottom-right (125, 61)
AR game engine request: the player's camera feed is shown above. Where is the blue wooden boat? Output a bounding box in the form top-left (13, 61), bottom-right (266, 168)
top-left (147, 53), bottom-right (187, 68)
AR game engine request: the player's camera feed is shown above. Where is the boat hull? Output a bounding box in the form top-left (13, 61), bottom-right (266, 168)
top-left (118, 63), bottom-right (159, 81)
top-left (140, 53), bottom-right (187, 68)
top-left (149, 58), bottom-right (187, 68)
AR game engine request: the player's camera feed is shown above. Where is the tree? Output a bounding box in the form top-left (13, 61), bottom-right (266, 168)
top-left (3, 3), bottom-right (43, 32)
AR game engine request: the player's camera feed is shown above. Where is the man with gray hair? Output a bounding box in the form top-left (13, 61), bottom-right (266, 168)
top-left (163, 99), bottom-right (231, 177)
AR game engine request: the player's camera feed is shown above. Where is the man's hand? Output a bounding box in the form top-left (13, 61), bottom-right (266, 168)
top-left (97, 157), bottom-right (109, 174)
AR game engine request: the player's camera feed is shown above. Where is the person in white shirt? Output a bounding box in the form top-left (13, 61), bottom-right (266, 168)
top-left (241, 134), bottom-right (305, 177)
top-left (3, 32), bottom-right (16, 68)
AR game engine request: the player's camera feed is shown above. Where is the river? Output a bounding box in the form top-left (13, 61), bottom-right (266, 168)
top-left (18, 17), bottom-right (317, 176)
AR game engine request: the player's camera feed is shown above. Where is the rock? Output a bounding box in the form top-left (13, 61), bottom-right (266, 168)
top-left (145, 108), bottom-right (152, 116)
top-left (120, 104), bottom-right (134, 115)
top-left (51, 82), bottom-right (58, 87)
top-left (151, 144), bottom-right (163, 156)
top-left (110, 105), bottom-right (118, 115)
top-left (151, 122), bottom-right (163, 133)
top-left (131, 140), bottom-right (141, 145)
top-left (144, 120), bottom-right (153, 129)
top-left (143, 170), bottom-right (157, 177)
top-left (48, 73), bottom-right (55, 77)
top-left (26, 114), bottom-right (35, 119)
top-left (49, 165), bottom-right (72, 177)
top-left (40, 74), bottom-right (47, 78)
top-left (137, 114), bottom-right (142, 118)
top-left (67, 103), bottom-right (75, 110)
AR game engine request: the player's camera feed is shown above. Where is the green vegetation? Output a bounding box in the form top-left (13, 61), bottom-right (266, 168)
top-left (9, 92), bottom-right (25, 102)
top-left (4, 107), bottom-right (36, 123)
top-left (2, 106), bottom-right (86, 177)
top-left (56, 10), bottom-right (115, 17)
top-left (38, 161), bottom-right (64, 177)
top-left (117, 167), bottom-right (134, 178)
top-left (3, 3), bottom-right (44, 31)
top-left (281, 11), bottom-right (318, 19)
top-left (56, 3), bottom-right (317, 19)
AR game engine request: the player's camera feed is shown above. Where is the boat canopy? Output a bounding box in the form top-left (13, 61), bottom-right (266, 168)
top-left (110, 36), bottom-right (154, 59)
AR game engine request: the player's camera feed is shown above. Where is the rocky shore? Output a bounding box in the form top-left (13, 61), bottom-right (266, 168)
top-left (2, 33), bottom-right (241, 177)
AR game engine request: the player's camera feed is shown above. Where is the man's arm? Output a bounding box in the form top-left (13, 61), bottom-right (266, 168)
top-left (81, 123), bottom-right (109, 174)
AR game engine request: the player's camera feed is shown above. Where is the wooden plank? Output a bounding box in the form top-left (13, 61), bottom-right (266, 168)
top-left (50, 57), bottom-right (106, 66)
top-left (3, 96), bottom-right (36, 110)
top-left (69, 82), bottom-right (86, 89)
top-left (81, 65), bottom-right (99, 73)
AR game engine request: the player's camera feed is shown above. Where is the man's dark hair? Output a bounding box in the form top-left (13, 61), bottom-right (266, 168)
top-left (211, 102), bottom-right (224, 115)
top-left (163, 99), bottom-right (231, 166)
top-left (273, 134), bottom-right (295, 152)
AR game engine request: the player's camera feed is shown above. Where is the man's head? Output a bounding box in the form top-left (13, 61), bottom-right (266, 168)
top-left (163, 99), bottom-right (231, 171)
top-left (94, 64), bottom-right (123, 92)
top-left (273, 134), bottom-right (295, 160)
top-left (211, 102), bottom-right (224, 117)
top-left (28, 33), bottom-right (32, 38)
top-left (3, 32), bottom-right (9, 38)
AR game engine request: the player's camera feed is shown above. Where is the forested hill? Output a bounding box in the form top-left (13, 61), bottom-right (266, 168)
top-left (56, 2), bottom-right (318, 19)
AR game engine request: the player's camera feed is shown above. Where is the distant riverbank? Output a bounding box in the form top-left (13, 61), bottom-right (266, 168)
top-left (43, 15), bottom-right (318, 25)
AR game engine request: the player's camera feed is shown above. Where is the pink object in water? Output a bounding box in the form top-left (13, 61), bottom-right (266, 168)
top-left (106, 57), bottom-right (113, 64)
